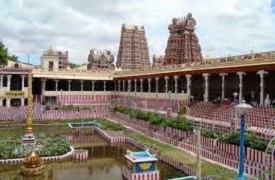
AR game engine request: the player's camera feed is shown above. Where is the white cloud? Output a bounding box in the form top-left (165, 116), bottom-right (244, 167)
top-left (0, 0), bottom-right (274, 64)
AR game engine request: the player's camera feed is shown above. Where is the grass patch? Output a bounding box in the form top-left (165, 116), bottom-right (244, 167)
top-left (124, 130), bottom-right (238, 180)
top-left (0, 118), bottom-right (124, 140)
top-left (0, 125), bottom-right (70, 140)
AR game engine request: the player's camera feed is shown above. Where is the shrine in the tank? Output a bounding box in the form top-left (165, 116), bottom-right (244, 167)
top-left (122, 149), bottom-right (160, 180)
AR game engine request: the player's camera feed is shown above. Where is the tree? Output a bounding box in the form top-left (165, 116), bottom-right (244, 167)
top-left (69, 62), bottom-right (80, 69)
top-left (10, 55), bottom-right (18, 62)
top-left (0, 41), bottom-right (8, 65)
top-left (0, 40), bottom-right (18, 65)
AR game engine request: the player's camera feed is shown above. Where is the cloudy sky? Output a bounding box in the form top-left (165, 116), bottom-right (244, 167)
top-left (0, 0), bottom-right (275, 65)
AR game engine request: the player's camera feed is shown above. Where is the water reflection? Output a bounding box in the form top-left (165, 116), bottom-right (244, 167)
top-left (0, 143), bottom-right (185, 180)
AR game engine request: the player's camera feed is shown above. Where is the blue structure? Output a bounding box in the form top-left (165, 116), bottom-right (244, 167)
top-left (125, 150), bottom-right (157, 173)
top-left (238, 114), bottom-right (245, 180)
top-left (122, 149), bottom-right (160, 180)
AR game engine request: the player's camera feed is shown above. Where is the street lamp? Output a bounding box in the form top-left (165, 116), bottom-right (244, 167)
top-left (234, 99), bottom-right (253, 180)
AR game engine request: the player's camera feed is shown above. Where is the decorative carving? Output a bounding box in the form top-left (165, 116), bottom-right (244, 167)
top-left (116, 24), bottom-right (150, 69)
top-left (87, 49), bottom-right (114, 70)
top-left (152, 55), bottom-right (165, 68)
top-left (164, 13), bottom-right (202, 65)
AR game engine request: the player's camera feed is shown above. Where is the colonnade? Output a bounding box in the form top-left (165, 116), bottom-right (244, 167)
top-left (0, 75), bottom-right (26, 107)
top-left (0, 70), bottom-right (271, 107)
top-left (115, 70), bottom-right (269, 105)
top-left (41, 79), bottom-right (108, 94)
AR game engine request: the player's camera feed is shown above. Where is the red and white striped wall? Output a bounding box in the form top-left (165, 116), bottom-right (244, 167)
top-left (122, 166), bottom-right (160, 180)
top-left (71, 149), bottom-right (89, 161)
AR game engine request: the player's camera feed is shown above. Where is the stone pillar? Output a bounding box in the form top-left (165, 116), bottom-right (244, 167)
top-left (0, 75), bottom-right (3, 89)
top-left (80, 81), bottom-right (84, 91)
top-left (140, 78), bottom-right (143, 93)
top-left (174, 75), bottom-right (179, 94)
top-left (118, 80), bottom-right (121, 92)
top-left (21, 75), bottom-right (25, 91)
top-left (202, 73), bottom-right (210, 102)
top-left (6, 98), bottom-right (11, 107)
top-left (7, 75), bottom-right (12, 91)
top-left (0, 99), bottom-right (2, 106)
top-left (103, 81), bottom-right (106, 91)
top-left (114, 81), bottom-right (117, 92)
top-left (257, 70), bottom-right (268, 105)
top-left (185, 74), bottom-right (192, 97)
top-left (155, 77), bottom-right (159, 94)
top-left (21, 98), bottom-right (25, 107)
top-left (219, 73), bottom-right (228, 100)
top-left (237, 72), bottom-right (245, 102)
top-left (41, 79), bottom-right (46, 95)
top-left (134, 79), bottom-right (137, 94)
top-left (148, 78), bottom-right (151, 93)
top-left (165, 76), bottom-right (169, 93)
top-left (54, 80), bottom-right (59, 91)
top-left (123, 80), bottom-right (125, 92)
top-left (68, 80), bottom-right (71, 91)
top-left (92, 81), bottom-right (95, 91)
top-left (128, 79), bottom-right (132, 93)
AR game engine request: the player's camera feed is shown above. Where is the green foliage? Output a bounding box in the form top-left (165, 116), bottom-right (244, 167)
top-left (113, 105), bottom-right (132, 114)
top-left (0, 137), bottom-right (71, 159)
top-left (178, 106), bottom-right (187, 115)
top-left (202, 130), bottom-right (269, 151)
top-left (45, 105), bottom-right (94, 111)
top-left (165, 116), bottom-right (193, 131)
top-left (113, 105), bottom-right (192, 131)
top-left (0, 141), bottom-right (16, 159)
top-left (40, 137), bottom-right (71, 156)
top-left (0, 41), bottom-right (18, 65)
top-left (201, 130), bottom-right (223, 139)
top-left (61, 105), bottom-right (80, 111)
top-left (148, 113), bottom-right (165, 125)
top-left (96, 118), bottom-right (125, 131)
top-left (68, 62), bottom-right (80, 69)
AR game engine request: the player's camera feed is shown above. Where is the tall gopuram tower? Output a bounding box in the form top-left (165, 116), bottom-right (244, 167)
top-left (164, 13), bottom-right (202, 65)
top-left (116, 24), bottom-right (150, 69)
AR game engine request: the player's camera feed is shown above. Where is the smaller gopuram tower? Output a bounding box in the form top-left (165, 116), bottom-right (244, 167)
top-left (152, 55), bottom-right (165, 68)
top-left (164, 13), bottom-right (202, 65)
top-left (116, 24), bottom-right (150, 69)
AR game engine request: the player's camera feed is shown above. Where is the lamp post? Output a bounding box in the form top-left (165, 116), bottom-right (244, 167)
top-left (234, 100), bottom-right (253, 180)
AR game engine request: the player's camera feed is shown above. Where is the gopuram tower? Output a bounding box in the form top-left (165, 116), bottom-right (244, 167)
top-left (164, 13), bottom-right (202, 65)
top-left (116, 24), bottom-right (150, 69)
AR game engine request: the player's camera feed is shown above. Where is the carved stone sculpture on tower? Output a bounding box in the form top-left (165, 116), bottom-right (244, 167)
top-left (87, 49), bottom-right (115, 70)
top-left (152, 55), bottom-right (165, 68)
top-left (116, 24), bottom-right (151, 69)
top-left (164, 13), bottom-right (202, 65)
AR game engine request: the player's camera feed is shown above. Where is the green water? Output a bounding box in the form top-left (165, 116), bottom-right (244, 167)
top-left (0, 144), bottom-right (186, 180)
